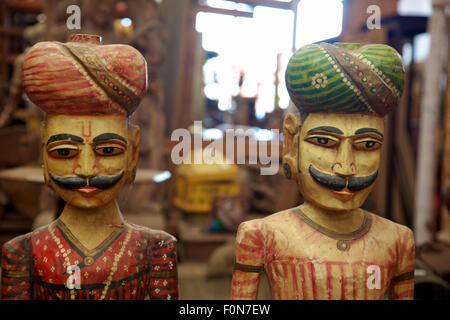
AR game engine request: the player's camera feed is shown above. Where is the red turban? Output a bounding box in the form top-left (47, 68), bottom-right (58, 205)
top-left (22, 34), bottom-right (147, 116)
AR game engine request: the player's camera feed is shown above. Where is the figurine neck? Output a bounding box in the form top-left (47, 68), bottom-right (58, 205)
top-left (299, 201), bottom-right (364, 234)
top-left (58, 200), bottom-right (125, 250)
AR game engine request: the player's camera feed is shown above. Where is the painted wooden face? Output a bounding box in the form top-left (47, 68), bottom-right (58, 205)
top-left (296, 113), bottom-right (384, 211)
top-left (42, 114), bottom-right (139, 209)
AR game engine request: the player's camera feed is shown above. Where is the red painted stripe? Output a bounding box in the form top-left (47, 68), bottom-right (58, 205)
top-left (23, 80), bottom-right (88, 88)
top-left (26, 84), bottom-right (94, 95)
top-left (282, 262), bottom-right (289, 298)
top-left (352, 264), bottom-right (357, 299)
top-left (23, 72), bottom-right (84, 81)
top-left (299, 263), bottom-right (307, 299)
top-left (394, 290), bottom-right (414, 299)
top-left (308, 263), bottom-right (317, 300)
top-left (238, 242), bottom-right (262, 253)
top-left (23, 60), bottom-right (75, 70)
top-left (232, 275), bottom-right (260, 286)
top-left (340, 264), bottom-right (346, 300)
top-left (23, 68), bottom-right (78, 76)
top-left (243, 230), bottom-right (263, 246)
top-left (237, 252), bottom-right (264, 261)
top-left (231, 290), bottom-right (256, 299)
top-left (326, 263), bottom-right (332, 299)
top-left (363, 264), bottom-right (368, 300)
top-left (290, 263), bottom-right (299, 299)
top-left (25, 50), bottom-right (62, 61)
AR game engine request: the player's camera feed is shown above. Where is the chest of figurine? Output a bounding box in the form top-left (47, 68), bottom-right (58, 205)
top-left (264, 232), bottom-right (398, 299)
top-left (30, 229), bottom-right (151, 287)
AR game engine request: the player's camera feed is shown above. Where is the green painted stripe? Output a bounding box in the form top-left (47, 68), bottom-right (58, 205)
top-left (293, 83), bottom-right (351, 101)
top-left (364, 53), bottom-right (399, 62)
top-left (296, 81), bottom-right (351, 102)
top-left (318, 89), bottom-right (360, 108)
top-left (290, 49), bottom-right (323, 61)
top-left (288, 72), bottom-right (341, 87)
top-left (288, 57), bottom-right (331, 72)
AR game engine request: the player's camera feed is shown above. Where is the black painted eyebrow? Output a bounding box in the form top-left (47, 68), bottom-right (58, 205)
top-left (93, 133), bottom-right (128, 144)
top-left (47, 134), bottom-right (83, 145)
top-left (354, 128), bottom-right (384, 138)
top-left (307, 126), bottom-right (344, 135)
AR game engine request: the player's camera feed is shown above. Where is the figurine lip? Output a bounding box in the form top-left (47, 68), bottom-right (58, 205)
top-left (332, 188), bottom-right (355, 198)
top-left (76, 187), bottom-right (99, 194)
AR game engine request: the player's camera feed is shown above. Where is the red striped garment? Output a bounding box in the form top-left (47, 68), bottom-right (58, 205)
top-left (231, 209), bottom-right (415, 300)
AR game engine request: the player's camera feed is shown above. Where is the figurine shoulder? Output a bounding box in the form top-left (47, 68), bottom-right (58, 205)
top-left (263, 208), bottom-right (297, 224)
top-left (126, 223), bottom-right (177, 250)
top-left (2, 232), bottom-right (31, 257)
top-left (2, 222), bottom-right (55, 255)
top-left (236, 218), bottom-right (265, 236)
top-left (236, 209), bottom-right (295, 238)
top-left (369, 212), bottom-right (414, 244)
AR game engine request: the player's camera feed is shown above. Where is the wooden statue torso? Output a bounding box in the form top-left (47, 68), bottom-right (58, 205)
top-left (232, 208), bottom-right (414, 300)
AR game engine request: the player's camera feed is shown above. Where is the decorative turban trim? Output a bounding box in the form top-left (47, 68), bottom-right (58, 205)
top-left (22, 34), bottom-right (148, 116)
top-left (285, 42), bottom-right (405, 117)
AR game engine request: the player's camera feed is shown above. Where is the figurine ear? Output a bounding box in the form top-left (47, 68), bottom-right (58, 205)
top-left (126, 125), bottom-right (140, 184)
top-left (40, 123), bottom-right (52, 188)
top-left (282, 113), bottom-right (301, 180)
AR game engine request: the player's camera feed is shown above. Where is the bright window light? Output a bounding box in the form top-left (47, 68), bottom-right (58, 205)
top-left (121, 18), bottom-right (132, 27)
top-left (398, 0), bottom-right (432, 16)
top-left (196, 6), bottom-right (294, 118)
top-left (153, 171), bottom-right (171, 183)
top-left (202, 128), bottom-right (224, 140)
top-left (296, 0), bottom-right (343, 49)
top-left (254, 128), bottom-right (275, 141)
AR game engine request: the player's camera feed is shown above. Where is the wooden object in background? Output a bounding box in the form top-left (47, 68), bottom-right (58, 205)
top-left (0, 0), bottom-right (43, 110)
top-left (437, 7), bottom-right (450, 245)
top-left (414, 0), bottom-right (448, 245)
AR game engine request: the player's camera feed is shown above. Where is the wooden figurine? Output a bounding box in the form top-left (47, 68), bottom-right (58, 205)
top-left (231, 43), bottom-right (415, 300)
top-left (1, 34), bottom-right (178, 300)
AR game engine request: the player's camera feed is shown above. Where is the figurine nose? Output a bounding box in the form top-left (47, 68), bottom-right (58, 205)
top-left (74, 147), bottom-right (99, 177)
top-left (332, 139), bottom-right (356, 177)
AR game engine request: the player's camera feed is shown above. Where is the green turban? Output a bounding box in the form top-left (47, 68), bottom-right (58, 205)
top-left (285, 43), bottom-right (405, 117)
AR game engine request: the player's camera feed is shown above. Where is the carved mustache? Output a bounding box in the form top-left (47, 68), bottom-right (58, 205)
top-left (309, 165), bottom-right (378, 192)
top-left (50, 171), bottom-right (125, 190)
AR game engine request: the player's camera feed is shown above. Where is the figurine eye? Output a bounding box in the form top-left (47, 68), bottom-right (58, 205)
top-left (94, 144), bottom-right (125, 156)
top-left (48, 145), bottom-right (79, 159)
top-left (353, 140), bottom-right (382, 151)
top-left (305, 136), bottom-right (338, 148)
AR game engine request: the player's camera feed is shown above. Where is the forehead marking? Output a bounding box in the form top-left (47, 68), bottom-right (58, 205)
top-left (81, 120), bottom-right (92, 142)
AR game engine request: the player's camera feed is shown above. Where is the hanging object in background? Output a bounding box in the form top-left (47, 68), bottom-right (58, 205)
top-left (114, 2), bottom-right (133, 38)
top-left (1, 34), bottom-right (178, 300)
top-left (114, 17), bottom-right (134, 37)
top-left (208, 194), bottom-right (248, 233)
top-left (173, 149), bottom-right (241, 214)
top-left (231, 42), bottom-right (415, 300)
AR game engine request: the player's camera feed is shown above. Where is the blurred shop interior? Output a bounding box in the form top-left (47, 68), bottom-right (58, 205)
top-left (0, 0), bottom-right (449, 299)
